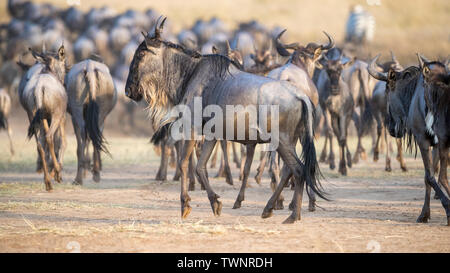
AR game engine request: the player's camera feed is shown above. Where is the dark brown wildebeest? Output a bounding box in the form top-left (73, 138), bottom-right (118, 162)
top-left (369, 53), bottom-right (407, 172)
top-left (418, 55), bottom-right (450, 210)
top-left (316, 54), bottom-right (355, 175)
top-left (0, 87), bottom-right (14, 155)
top-left (19, 45), bottom-right (67, 191)
top-left (66, 59), bottom-right (117, 185)
top-left (125, 17), bottom-right (326, 224)
top-left (368, 54), bottom-right (449, 225)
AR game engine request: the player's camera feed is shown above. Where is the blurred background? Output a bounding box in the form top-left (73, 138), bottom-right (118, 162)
top-left (0, 0), bottom-right (449, 138)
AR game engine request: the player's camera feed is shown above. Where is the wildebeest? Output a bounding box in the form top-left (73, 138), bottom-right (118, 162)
top-left (19, 45), bottom-right (67, 191)
top-left (368, 54), bottom-right (450, 225)
top-left (316, 54), bottom-right (355, 175)
top-left (0, 87), bottom-right (14, 155)
top-left (369, 53), bottom-right (407, 172)
top-left (125, 18), bottom-right (326, 224)
top-left (419, 55), bottom-right (450, 209)
top-left (66, 59), bottom-right (117, 185)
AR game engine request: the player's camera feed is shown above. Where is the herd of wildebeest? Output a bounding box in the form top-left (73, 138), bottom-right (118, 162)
top-left (0, 1), bottom-right (449, 225)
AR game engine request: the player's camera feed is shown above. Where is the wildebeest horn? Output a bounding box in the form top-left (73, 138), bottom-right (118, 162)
top-left (212, 45), bottom-right (219, 54)
top-left (153, 16), bottom-right (166, 39)
top-left (274, 29), bottom-right (299, 57)
top-left (368, 54), bottom-right (388, 81)
top-left (320, 31), bottom-right (334, 51)
top-left (390, 50), bottom-right (398, 63)
top-left (416, 53), bottom-right (430, 68)
top-left (225, 40), bottom-right (231, 56)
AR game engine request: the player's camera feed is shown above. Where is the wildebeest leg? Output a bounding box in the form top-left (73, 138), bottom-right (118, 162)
top-left (277, 143), bottom-right (306, 224)
top-left (416, 143), bottom-right (439, 223)
top-left (215, 143), bottom-right (226, 178)
top-left (195, 139), bottom-right (222, 216)
top-left (396, 138), bottom-right (407, 172)
top-left (169, 146), bottom-right (176, 168)
top-left (268, 151), bottom-right (280, 190)
top-left (384, 126), bottom-right (392, 172)
top-left (188, 153), bottom-right (196, 191)
top-left (239, 143), bottom-right (247, 181)
top-left (6, 122), bottom-right (14, 156)
top-left (346, 144), bottom-right (352, 168)
top-left (209, 142), bottom-right (219, 168)
top-left (328, 130), bottom-right (336, 170)
top-left (319, 134), bottom-right (328, 163)
top-left (438, 144), bottom-right (450, 198)
top-left (220, 140), bottom-right (234, 185)
top-left (254, 149), bottom-right (268, 184)
top-left (155, 141), bottom-right (169, 181)
top-left (34, 135), bottom-right (52, 191)
top-left (331, 115), bottom-right (346, 175)
top-left (92, 146), bottom-right (101, 182)
top-left (83, 139), bottom-right (91, 178)
top-left (180, 139), bottom-right (196, 219)
top-left (232, 142), bottom-right (240, 168)
top-left (233, 143), bottom-right (256, 209)
top-left (58, 118), bottom-right (67, 169)
top-left (72, 115), bottom-right (85, 185)
top-left (262, 165), bottom-right (292, 218)
top-left (42, 119), bottom-right (62, 183)
top-left (373, 115), bottom-right (382, 162)
top-left (352, 111), bottom-right (363, 164)
top-left (173, 141), bottom-right (182, 181)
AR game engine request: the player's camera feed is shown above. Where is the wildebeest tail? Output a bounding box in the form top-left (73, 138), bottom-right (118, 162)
top-left (297, 96), bottom-right (328, 201)
top-left (27, 109), bottom-right (44, 139)
top-left (84, 66), bottom-right (109, 155)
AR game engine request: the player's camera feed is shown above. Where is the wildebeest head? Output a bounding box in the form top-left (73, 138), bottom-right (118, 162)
top-left (30, 43), bottom-right (66, 82)
top-left (275, 29), bottom-right (334, 75)
top-left (323, 54), bottom-right (354, 95)
top-left (125, 16), bottom-right (203, 130)
top-left (368, 54), bottom-right (420, 138)
top-left (418, 54), bottom-right (450, 133)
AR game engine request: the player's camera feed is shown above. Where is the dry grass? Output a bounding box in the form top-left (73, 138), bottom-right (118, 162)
top-left (0, 0), bottom-right (448, 64)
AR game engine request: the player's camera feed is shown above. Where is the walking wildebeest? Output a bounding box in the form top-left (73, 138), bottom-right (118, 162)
top-left (316, 54), bottom-right (355, 175)
top-left (125, 17), bottom-right (326, 224)
top-left (368, 54), bottom-right (450, 225)
top-left (418, 54), bottom-right (450, 207)
top-left (0, 87), bottom-right (14, 155)
top-left (19, 45), bottom-right (67, 191)
top-left (369, 53), bottom-right (407, 172)
top-left (66, 59), bottom-right (117, 185)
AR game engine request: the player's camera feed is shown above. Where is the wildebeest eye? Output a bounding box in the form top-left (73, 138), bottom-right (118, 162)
top-left (138, 51), bottom-right (145, 58)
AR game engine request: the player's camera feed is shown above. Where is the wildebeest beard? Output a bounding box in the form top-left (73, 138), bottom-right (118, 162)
top-left (138, 40), bottom-right (240, 131)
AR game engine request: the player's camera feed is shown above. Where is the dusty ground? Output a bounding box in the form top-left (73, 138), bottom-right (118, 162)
top-left (0, 117), bottom-right (449, 253)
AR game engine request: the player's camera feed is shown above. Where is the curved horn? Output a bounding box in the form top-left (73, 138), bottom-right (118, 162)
top-left (153, 16), bottom-right (163, 39)
top-left (390, 50), bottom-right (398, 63)
top-left (320, 31), bottom-right (334, 51)
top-left (274, 29), bottom-right (293, 57)
top-left (368, 54), bottom-right (388, 81)
top-left (417, 53), bottom-right (430, 68)
top-left (225, 40), bottom-right (231, 56)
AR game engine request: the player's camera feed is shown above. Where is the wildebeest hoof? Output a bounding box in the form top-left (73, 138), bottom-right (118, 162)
top-left (55, 172), bottom-right (63, 183)
top-left (308, 202), bottom-right (316, 212)
top-left (373, 152), bottom-right (379, 162)
top-left (401, 166), bottom-right (408, 172)
top-left (232, 199), bottom-right (242, 209)
top-left (447, 217), bottom-right (450, 226)
top-left (188, 182), bottom-right (195, 191)
top-left (254, 175), bottom-right (262, 185)
top-left (416, 213), bottom-right (430, 223)
top-left (433, 193), bottom-right (439, 200)
top-left (319, 153), bottom-right (327, 163)
top-left (72, 180), bottom-right (82, 186)
top-left (274, 199), bottom-right (284, 210)
top-left (93, 171), bottom-right (100, 183)
top-left (385, 165), bottom-right (392, 172)
top-left (261, 207), bottom-right (273, 219)
top-left (352, 154), bottom-right (359, 164)
top-left (225, 177), bottom-right (233, 186)
top-left (211, 198), bottom-right (222, 216)
top-left (282, 215), bottom-right (297, 224)
top-left (181, 205), bottom-right (192, 219)
top-left (329, 162), bottom-right (336, 170)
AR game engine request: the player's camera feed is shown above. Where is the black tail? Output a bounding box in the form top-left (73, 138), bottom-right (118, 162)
top-left (84, 100), bottom-right (109, 155)
top-left (299, 99), bottom-right (329, 201)
top-left (150, 123), bottom-right (170, 145)
top-left (360, 100), bottom-right (374, 136)
top-left (27, 109), bottom-right (44, 139)
top-left (0, 110), bottom-right (7, 130)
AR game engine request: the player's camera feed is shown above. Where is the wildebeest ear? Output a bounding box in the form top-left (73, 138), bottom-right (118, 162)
top-left (58, 45), bottom-right (65, 60)
top-left (314, 47), bottom-right (322, 58)
top-left (30, 48), bottom-right (45, 63)
top-left (343, 57), bottom-right (356, 68)
top-left (422, 66), bottom-right (430, 77)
